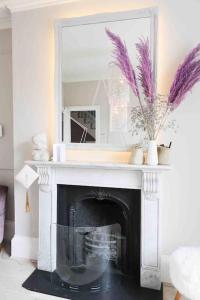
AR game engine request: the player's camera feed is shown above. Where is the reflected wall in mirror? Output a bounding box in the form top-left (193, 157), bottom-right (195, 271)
top-left (55, 8), bottom-right (158, 148)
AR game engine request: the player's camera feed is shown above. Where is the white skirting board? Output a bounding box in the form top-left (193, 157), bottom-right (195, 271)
top-left (11, 234), bottom-right (172, 284)
top-left (161, 255), bottom-right (171, 284)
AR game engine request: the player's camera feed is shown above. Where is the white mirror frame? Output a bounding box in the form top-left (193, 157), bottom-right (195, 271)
top-left (55, 7), bottom-right (158, 150)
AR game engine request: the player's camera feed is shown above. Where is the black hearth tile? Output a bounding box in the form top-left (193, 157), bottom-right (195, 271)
top-left (22, 269), bottom-right (163, 300)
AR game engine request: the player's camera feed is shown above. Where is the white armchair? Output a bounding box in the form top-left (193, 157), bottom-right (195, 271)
top-left (170, 247), bottom-right (200, 300)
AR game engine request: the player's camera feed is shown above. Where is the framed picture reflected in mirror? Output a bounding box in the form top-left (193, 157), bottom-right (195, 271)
top-left (63, 106), bottom-right (100, 144)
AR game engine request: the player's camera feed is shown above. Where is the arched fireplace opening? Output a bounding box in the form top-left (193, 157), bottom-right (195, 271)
top-left (56, 185), bottom-right (141, 292)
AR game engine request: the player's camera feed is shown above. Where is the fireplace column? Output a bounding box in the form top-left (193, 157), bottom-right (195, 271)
top-left (141, 171), bottom-right (161, 290)
top-left (37, 166), bottom-right (54, 271)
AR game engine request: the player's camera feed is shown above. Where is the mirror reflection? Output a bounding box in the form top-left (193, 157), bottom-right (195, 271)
top-left (60, 11), bottom-right (156, 147)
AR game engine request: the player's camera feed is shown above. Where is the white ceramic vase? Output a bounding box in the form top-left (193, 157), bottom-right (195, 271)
top-left (147, 140), bottom-right (158, 166)
top-left (158, 146), bottom-right (171, 165)
top-left (130, 145), bottom-right (143, 165)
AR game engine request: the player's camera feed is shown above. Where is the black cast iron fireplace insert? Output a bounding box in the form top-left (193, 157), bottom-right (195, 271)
top-left (22, 184), bottom-right (163, 300)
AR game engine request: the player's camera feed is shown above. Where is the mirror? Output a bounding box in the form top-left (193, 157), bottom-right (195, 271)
top-left (55, 8), bottom-right (157, 149)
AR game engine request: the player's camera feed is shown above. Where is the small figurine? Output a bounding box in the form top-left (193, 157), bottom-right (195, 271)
top-left (32, 133), bottom-right (50, 161)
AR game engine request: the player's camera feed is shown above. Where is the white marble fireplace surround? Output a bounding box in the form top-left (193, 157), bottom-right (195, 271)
top-left (26, 160), bottom-right (170, 291)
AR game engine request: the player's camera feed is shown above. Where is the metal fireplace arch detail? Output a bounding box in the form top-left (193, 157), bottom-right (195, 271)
top-left (70, 187), bottom-right (131, 221)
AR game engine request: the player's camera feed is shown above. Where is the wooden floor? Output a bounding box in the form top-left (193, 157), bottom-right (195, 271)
top-left (0, 247), bottom-right (187, 300)
top-left (163, 286), bottom-right (188, 300)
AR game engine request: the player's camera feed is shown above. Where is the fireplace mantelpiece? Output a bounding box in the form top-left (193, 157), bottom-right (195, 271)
top-left (26, 160), bottom-right (170, 291)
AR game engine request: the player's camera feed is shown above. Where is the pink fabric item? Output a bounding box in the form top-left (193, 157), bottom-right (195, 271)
top-left (0, 186), bottom-right (7, 243)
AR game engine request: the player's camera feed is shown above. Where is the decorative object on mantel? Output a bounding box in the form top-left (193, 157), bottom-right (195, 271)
top-left (158, 142), bottom-right (172, 165)
top-left (129, 144), bottom-right (143, 165)
top-left (32, 133), bottom-right (50, 161)
top-left (53, 143), bottom-right (66, 162)
top-left (15, 165), bottom-right (39, 212)
top-left (106, 29), bottom-right (200, 165)
top-left (147, 140), bottom-right (158, 165)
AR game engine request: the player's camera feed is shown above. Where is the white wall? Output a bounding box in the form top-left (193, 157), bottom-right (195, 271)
top-left (11, 0), bottom-right (200, 270)
top-left (0, 28), bottom-right (14, 236)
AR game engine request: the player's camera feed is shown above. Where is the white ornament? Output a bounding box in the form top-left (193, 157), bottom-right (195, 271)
top-left (32, 133), bottom-right (50, 161)
top-left (32, 149), bottom-right (50, 161)
top-left (32, 132), bottom-right (48, 150)
top-left (130, 145), bottom-right (144, 165)
top-left (15, 165), bottom-right (39, 212)
top-left (15, 165), bottom-right (39, 189)
top-left (147, 140), bottom-right (158, 166)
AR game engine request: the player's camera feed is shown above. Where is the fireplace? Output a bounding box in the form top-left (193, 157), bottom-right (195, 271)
top-left (22, 161), bottom-right (170, 299)
top-left (53, 185), bottom-right (141, 292)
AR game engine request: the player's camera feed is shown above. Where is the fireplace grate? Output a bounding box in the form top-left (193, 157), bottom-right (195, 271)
top-left (84, 228), bottom-right (120, 262)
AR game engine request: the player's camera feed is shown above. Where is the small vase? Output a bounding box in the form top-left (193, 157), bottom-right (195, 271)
top-left (158, 146), bottom-right (171, 165)
top-left (147, 140), bottom-right (158, 166)
top-left (130, 145), bottom-right (143, 165)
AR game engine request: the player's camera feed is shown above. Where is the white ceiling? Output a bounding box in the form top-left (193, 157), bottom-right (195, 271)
top-left (0, 0), bottom-right (80, 12)
top-left (62, 17), bottom-right (151, 82)
top-left (0, 0), bottom-right (81, 28)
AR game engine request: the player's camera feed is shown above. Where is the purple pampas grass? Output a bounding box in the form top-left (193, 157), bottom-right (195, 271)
top-left (105, 28), bottom-right (140, 98)
top-left (169, 43), bottom-right (200, 110)
top-left (136, 38), bottom-right (155, 103)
